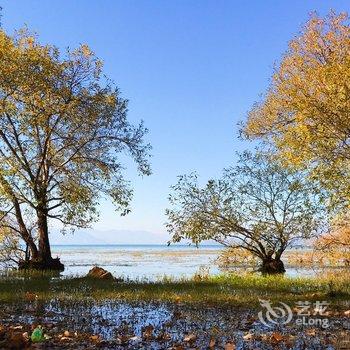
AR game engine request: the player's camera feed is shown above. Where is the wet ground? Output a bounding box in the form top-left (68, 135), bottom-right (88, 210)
top-left (1, 299), bottom-right (350, 349)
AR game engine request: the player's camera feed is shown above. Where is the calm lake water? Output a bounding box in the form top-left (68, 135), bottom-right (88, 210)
top-left (50, 244), bottom-right (335, 280)
top-left (51, 244), bottom-right (223, 280)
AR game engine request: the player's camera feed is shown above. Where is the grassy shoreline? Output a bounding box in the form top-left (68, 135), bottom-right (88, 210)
top-left (1, 272), bottom-right (349, 308)
top-left (0, 272), bottom-right (349, 349)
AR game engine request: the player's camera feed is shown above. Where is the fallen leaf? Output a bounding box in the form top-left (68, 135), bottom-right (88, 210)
top-left (225, 342), bottom-right (236, 350)
top-left (271, 332), bottom-right (283, 342)
top-left (12, 326), bottom-right (23, 330)
top-left (156, 331), bottom-right (171, 341)
top-left (116, 334), bottom-right (133, 344)
top-left (184, 333), bottom-right (197, 343)
top-left (142, 325), bottom-right (154, 340)
top-left (243, 333), bottom-right (253, 340)
top-left (25, 292), bottom-right (38, 302)
top-left (306, 329), bottom-right (316, 337)
top-left (172, 346), bottom-right (184, 350)
top-left (60, 337), bottom-right (72, 341)
top-left (209, 337), bottom-right (216, 348)
top-left (90, 335), bottom-right (100, 342)
top-left (8, 333), bottom-right (27, 349)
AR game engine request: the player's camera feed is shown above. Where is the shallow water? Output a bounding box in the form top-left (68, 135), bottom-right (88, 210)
top-left (51, 245), bottom-right (222, 280)
top-left (1, 299), bottom-right (345, 349)
top-left (49, 244), bottom-right (345, 280)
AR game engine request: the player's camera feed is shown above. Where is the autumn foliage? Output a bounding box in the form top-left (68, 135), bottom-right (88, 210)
top-left (244, 12), bottom-right (350, 208)
top-left (0, 28), bottom-right (151, 269)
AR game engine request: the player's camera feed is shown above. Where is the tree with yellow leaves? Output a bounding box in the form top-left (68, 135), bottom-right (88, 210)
top-left (244, 12), bottom-right (350, 210)
top-left (0, 29), bottom-right (151, 270)
top-left (316, 213), bottom-right (350, 252)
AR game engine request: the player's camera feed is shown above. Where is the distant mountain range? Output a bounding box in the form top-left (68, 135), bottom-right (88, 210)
top-left (49, 229), bottom-right (169, 245)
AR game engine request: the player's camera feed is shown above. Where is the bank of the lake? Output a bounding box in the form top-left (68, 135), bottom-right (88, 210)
top-left (0, 273), bottom-right (349, 349)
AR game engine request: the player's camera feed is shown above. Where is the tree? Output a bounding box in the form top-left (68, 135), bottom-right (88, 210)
top-left (316, 212), bottom-right (350, 252)
top-left (244, 12), bottom-right (350, 209)
top-left (0, 228), bottom-right (28, 268)
top-left (0, 29), bottom-right (151, 270)
top-left (0, 209), bottom-right (36, 266)
top-left (166, 152), bottom-right (324, 274)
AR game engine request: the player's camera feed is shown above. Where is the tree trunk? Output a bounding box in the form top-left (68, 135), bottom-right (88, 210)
top-left (18, 209), bottom-right (64, 271)
top-left (13, 197), bottom-right (39, 260)
top-left (260, 257), bottom-right (285, 274)
top-left (37, 208), bottom-right (52, 263)
top-left (37, 208), bottom-right (64, 270)
top-left (25, 243), bottom-right (30, 262)
top-left (27, 240), bottom-right (39, 260)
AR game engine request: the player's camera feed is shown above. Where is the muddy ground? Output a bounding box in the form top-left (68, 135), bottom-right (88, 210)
top-left (0, 299), bottom-right (349, 349)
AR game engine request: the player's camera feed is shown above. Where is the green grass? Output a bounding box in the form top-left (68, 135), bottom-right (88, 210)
top-left (0, 271), bottom-right (349, 308)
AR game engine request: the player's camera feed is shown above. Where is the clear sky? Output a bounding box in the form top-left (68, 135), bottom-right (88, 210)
top-left (1, 1), bottom-right (349, 242)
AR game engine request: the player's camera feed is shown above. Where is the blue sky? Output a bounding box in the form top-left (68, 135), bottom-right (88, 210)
top-left (1, 1), bottom-right (349, 243)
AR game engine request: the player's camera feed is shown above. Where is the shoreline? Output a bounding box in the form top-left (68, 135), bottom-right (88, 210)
top-left (0, 273), bottom-right (349, 349)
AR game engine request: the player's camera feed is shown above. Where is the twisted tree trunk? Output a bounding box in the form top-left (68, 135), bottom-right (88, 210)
top-left (260, 257), bottom-right (285, 274)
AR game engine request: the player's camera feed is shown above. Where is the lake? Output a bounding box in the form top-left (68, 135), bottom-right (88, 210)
top-left (50, 244), bottom-right (341, 280)
top-left (51, 244), bottom-right (223, 280)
